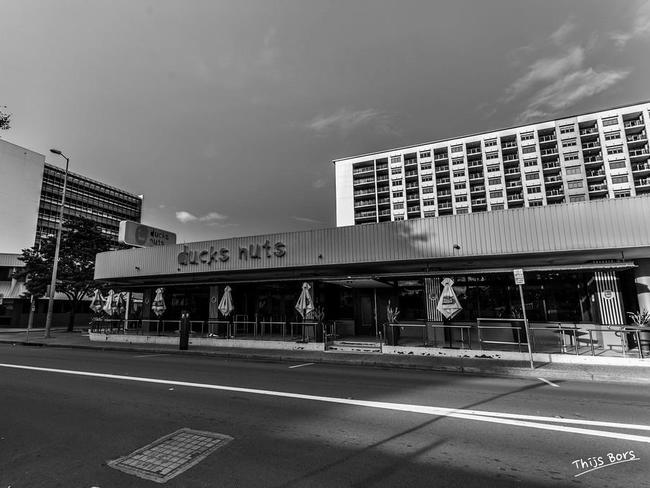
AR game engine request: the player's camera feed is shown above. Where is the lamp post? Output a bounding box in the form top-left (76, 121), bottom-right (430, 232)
top-left (44, 148), bottom-right (70, 338)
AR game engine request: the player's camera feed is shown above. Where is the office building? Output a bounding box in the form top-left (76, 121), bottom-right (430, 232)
top-left (334, 101), bottom-right (650, 226)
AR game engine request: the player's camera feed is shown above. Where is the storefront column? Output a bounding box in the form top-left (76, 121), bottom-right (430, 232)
top-left (634, 259), bottom-right (650, 312)
top-left (208, 285), bottom-right (220, 320)
top-left (141, 288), bottom-right (153, 333)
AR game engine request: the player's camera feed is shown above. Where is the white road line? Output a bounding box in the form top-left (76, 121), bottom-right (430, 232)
top-left (289, 363), bottom-right (315, 369)
top-left (3, 362), bottom-right (650, 444)
top-left (133, 354), bottom-right (169, 358)
top-left (537, 377), bottom-right (560, 387)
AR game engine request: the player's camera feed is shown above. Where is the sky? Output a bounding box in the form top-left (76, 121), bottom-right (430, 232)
top-left (1, 0), bottom-right (649, 243)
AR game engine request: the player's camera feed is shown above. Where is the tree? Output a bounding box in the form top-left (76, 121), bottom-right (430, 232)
top-left (15, 216), bottom-right (113, 331)
top-left (0, 105), bottom-right (10, 130)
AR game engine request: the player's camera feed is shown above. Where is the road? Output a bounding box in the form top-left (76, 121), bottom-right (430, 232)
top-left (1, 344), bottom-right (648, 487)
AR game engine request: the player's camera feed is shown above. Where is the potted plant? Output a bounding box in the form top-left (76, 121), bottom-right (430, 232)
top-left (386, 302), bottom-right (400, 346)
top-left (627, 308), bottom-right (650, 354)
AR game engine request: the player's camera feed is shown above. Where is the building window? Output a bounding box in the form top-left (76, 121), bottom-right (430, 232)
top-left (564, 152), bottom-right (579, 161)
top-left (394, 215), bottom-right (404, 221)
top-left (419, 150), bottom-right (431, 158)
top-left (570, 194), bottom-right (586, 202)
top-left (614, 190), bottom-right (631, 198)
top-left (525, 172), bottom-right (540, 181)
top-left (611, 175), bottom-right (628, 184)
top-left (454, 182), bottom-right (466, 190)
top-left (559, 125), bottom-right (575, 134)
top-left (520, 132), bottom-right (534, 141)
top-left (392, 179), bottom-right (402, 186)
top-left (489, 190), bottom-right (503, 198)
top-left (422, 187), bottom-right (434, 194)
top-left (604, 131), bottom-right (620, 141)
top-left (392, 191), bottom-right (403, 198)
top-left (529, 200), bottom-right (543, 206)
top-left (455, 194), bottom-right (467, 202)
top-left (453, 170), bottom-right (465, 178)
top-left (485, 139), bottom-right (497, 147)
top-left (607, 145), bottom-right (624, 155)
top-left (452, 158), bottom-right (464, 166)
top-left (390, 155), bottom-right (401, 163)
top-left (456, 208), bottom-right (469, 214)
top-left (488, 177), bottom-right (501, 186)
top-left (424, 211), bottom-right (436, 218)
top-left (421, 174), bottom-right (433, 182)
top-left (423, 199), bottom-right (435, 206)
top-left (393, 202), bottom-right (404, 209)
top-left (523, 158), bottom-right (538, 167)
top-left (421, 162), bottom-right (432, 170)
top-left (602, 116), bottom-right (618, 127)
top-left (527, 186), bottom-right (541, 194)
top-left (487, 165), bottom-right (500, 173)
top-left (609, 160), bottom-right (626, 170)
top-left (568, 180), bottom-right (583, 189)
top-left (566, 166), bottom-right (582, 175)
top-left (491, 203), bottom-right (504, 210)
top-left (522, 145), bottom-right (537, 154)
top-left (486, 152), bottom-right (499, 160)
top-left (561, 138), bottom-right (576, 148)
top-left (451, 144), bottom-right (463, 153)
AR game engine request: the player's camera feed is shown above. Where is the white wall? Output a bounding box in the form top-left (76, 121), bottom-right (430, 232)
top-left (0, 140), bottom-right (45, 253)
top-left (335, 161), bottom-right (354, 226)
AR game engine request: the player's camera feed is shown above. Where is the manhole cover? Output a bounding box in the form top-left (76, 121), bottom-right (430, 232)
top-left (108, 428), bottom-right (233, 483)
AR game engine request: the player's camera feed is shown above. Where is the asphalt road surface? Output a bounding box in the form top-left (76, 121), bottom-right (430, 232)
top-left (1, 344), bottom-right (648, 487)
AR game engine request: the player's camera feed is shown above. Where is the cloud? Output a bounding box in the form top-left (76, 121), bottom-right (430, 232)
top-left (176, 210), bottom-right (228, 224)
top-left (549, 19), bottom-right (577, 46)
top-left (312, 178), bottom-right (327, 189)
top-left (292, 216), bottom-right (324, 224)
top-left (516, 68), bottom-right (631, 123)
top-left (306, 108), bottom-right (396, 136)
top-left (503, 46), bottom-right (585, 102)
top-left (610, 1), bottom-right (650, 47)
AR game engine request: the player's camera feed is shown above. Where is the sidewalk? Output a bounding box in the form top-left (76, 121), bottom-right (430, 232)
top-left (1, 329), bottom-right (649, 384)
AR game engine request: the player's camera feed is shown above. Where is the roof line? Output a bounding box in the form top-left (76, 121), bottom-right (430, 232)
top-left (332, 99), bottom-right (650, 164)
top-left (44, 162), bottom-right (142, 199)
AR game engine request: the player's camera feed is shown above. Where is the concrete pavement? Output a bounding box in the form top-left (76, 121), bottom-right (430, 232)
top-left (0, 328), bottom-right (648, 384)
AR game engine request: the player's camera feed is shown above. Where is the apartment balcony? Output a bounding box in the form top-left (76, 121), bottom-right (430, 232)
top-left (469, 173), bottom-right (484, 181)
top-left (407, 206), bottom-right (421, 212)
top-left (377, 197), bottom-right (390, 205)
top-left (468, 160), bottom-right (483, 168)
top-left (354, 189), bottom-right (375, 197)
top-left (471, 198), bottom-right (487, 207)
top-left (435, 165), bottom-right (450, 173)
top-left (405, 183), bottom-right (419, 189)
top-left (376, 175), bottom-right (389, 182)
top-left (438, 202), bottom-right (453, 210)
top-left (470, 185), bottom-right (485, 194)
top-left (434, 154), bottom-right (449, 161)
top-left (375, 163), bottom-right (388, 171)
top-left (437, 190), bottom-right (452, 198)
top-left (404, 159), bottom-right (418, 167)
top-left (624, 119), bottom-right (645, 129)
top-left (588, 183), bottom-right (608, 194)
top-left (437, 177), bottom-right (451, 185)
top-left (354, 210), bottom-right (377, 219)
top-left (378, 209), bottom-right (392, 217)
top-left (580, 127), bottom-right (598, 136)
top-left (632, 161), bottom-right (650, 174)
top-left (422, 200), bottom-right (435, 207)
top-left (503, 154), bottom-right (519, 162)
top-left (504, 167), bottom-right (520, 175)
top-left (542, 160), bottom-right (561, 171)
top-left (586, 169), bottom-right (606, 180)
top-left (353, 177), bottom-right (376, 187)
top-left (544, 175), bottom-right (563, 185)
top-left (420, 163), bottom-right (433, 171)
top-left (406, 195), bottom-right (420, 202)
top-left (352, 166), bottom-right (374, 175)
top-left (506, 180), bottom-right (522, 189)
top-left (582, 140), bottom-right (601, 151)
top-left (507, 193), bottom-right (523, 202)
top-left (405, 171), bottom-right (419, 178)
top-left (626, 132), bottom-right (647, 144)
top-left (501, 141), bottom-right (518, 149)
top-left (546, 189), bottom-right (564, 198)
top-left (377, 186), bottom-right (390, 193)
top-left (354, 199), bottom-right (376, 208)
top-left (467, 148), bottom-right (482, 155)
top-left (583, 155), bottom-right (604, 166)
top-left (538, 134), bottom-right (557, 143)
top-left (629, 147), bottom-right (650, 159)
top-left (635, 177), bottom-right (650, 189)
top-left (540, 147), bottom-right (559, 158)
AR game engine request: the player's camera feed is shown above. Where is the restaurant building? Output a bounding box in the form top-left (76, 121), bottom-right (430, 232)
top-left (94, 196), bottom-right (650, 349)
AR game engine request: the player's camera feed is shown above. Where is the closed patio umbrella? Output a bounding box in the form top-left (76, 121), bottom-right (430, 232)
top-left (102, 290), bottom-right (115, 316)
top-left (218, 286), bottom-right (234, 337)
top-left (152, 288), bottom-right (167, 317)
top-left (295, 282), bottom-right (314, 342)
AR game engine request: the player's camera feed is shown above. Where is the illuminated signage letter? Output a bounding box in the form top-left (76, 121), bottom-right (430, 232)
top-left (274, 242), bottom-right (286, 257)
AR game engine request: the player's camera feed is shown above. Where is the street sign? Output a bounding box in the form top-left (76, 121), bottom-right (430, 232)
top-left (513, 269), bottom-right (525, 285)
top-left (119, 221), bottom-right (177, 248)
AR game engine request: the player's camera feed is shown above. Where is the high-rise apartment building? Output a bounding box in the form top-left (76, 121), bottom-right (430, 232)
top-left (36, 163), bottom-right (142, 245)
top-left (334, 101), bottom-right (650, 226)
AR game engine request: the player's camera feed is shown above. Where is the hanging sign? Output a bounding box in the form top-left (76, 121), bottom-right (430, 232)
top-left (436, 277), bottom-right (462, 320)
top-left (119, 221), bottom-right (176, 247)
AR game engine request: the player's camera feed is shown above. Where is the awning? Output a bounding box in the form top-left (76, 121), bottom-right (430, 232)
top-left (323, 278), bottom-right (393, 288)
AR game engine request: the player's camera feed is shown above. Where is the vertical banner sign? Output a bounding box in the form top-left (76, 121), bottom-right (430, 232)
top-left (436, 278), bottom-right (462, 320)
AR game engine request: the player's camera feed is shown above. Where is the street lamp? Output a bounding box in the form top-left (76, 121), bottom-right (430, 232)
top-left (44, 148), bottom-right (70, 338)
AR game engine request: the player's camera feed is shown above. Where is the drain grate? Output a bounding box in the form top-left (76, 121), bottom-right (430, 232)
top-left (108, 428), bottom-right (233, 483)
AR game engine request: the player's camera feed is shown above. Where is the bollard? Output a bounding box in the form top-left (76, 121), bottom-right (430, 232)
top-left (179, 311), bottom-right (190, 350)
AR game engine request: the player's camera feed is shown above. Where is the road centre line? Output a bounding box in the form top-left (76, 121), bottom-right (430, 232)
top-left (537, 377), bottom-right (560, 387)
top-left (133, 354), bottom-right (169, 358)
top-left (289, 363), bottom-right (315, 369)
top-left (3, 362), bottom-right (650, 444)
